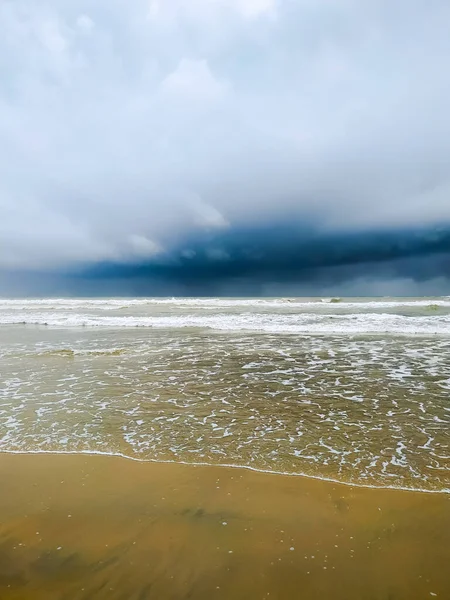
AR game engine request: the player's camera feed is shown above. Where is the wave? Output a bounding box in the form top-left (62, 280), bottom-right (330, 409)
top-left (1, 311), bottom-right (450, 335)
top-left (29, 348), bottom-right (127, 358)
top-left (1, 297), bottom-right (450, 311)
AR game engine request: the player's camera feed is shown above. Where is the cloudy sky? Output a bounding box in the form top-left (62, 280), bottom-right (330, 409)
top-left (1, 0), bottom-right (449, 295)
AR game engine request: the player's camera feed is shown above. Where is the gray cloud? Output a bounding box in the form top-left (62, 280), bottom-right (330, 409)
top-left (1, 0), bottom-right (450, 273)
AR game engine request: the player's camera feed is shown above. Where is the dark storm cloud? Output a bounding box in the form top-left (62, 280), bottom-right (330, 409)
top-left (1, 0), bottom-right (450, 292)
top-left (80, 223), bottom-right (450, 288)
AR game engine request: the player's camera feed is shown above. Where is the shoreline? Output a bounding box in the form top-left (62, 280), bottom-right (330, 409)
top-left (2, 449), bottom-right (448, 496)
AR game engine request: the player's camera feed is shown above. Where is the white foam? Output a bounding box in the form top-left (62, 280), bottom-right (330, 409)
top-left (1, 310), bottom-right (449, 335)
top-left (1, 297), bottom-right (450, 311)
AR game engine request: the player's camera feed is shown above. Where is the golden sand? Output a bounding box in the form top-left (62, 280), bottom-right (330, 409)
top-left (0, 453), bottom-right (449, 599)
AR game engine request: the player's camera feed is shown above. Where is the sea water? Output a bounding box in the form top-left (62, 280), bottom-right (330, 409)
top-left (0, 297), bottom-right (449, 492)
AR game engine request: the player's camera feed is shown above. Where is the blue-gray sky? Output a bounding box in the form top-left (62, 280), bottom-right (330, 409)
top-left (1, 0), bottom-right (450, 294)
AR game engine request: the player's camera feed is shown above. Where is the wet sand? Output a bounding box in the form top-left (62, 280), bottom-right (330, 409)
top-left (0, 454), bottom-right (449, 599)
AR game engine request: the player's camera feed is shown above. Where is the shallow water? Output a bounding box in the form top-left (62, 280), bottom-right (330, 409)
top-left (0, 297), bottom-right (449, 492)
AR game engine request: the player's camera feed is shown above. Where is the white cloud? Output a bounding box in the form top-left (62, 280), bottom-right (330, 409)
top-left (147, 1), bottom-right (160, 20)
top-left (191, 198), bottom-right (229, 229)
top-left (36, 19), bottom-right (67, 53)
top-left (76, 15), bottom-right (94, 34)
top-left (147, 0), bottom-right (276, 21)
top-left (161, 58), bottom-right (229, 102)
top-left (233, 0), bottom-right (276, 19)
top-left (0, 0), bottom-right (450, 270)
top-left (127, 235), bottom-right (163, 259)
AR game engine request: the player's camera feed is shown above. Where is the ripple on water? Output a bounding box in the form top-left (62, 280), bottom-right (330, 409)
top-left (0, 329), bottom-right (449, 493)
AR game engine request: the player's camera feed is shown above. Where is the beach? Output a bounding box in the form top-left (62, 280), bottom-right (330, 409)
top-left (1, 453), bottom-right (449, 599)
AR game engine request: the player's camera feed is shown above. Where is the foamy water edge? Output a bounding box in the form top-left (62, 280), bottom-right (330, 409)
top-left (2, 449), bottom-right (449, 495)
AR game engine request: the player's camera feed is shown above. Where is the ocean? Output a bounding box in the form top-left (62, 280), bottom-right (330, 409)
top-left (1, 296), bottom-right (449, 493)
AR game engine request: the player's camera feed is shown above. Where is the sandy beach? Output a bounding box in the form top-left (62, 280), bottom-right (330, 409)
top-left (0, 453), bottom-right (449, 599)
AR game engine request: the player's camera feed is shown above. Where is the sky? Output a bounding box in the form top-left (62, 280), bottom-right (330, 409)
top-left (1, 0), bottom-right (450, 295)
